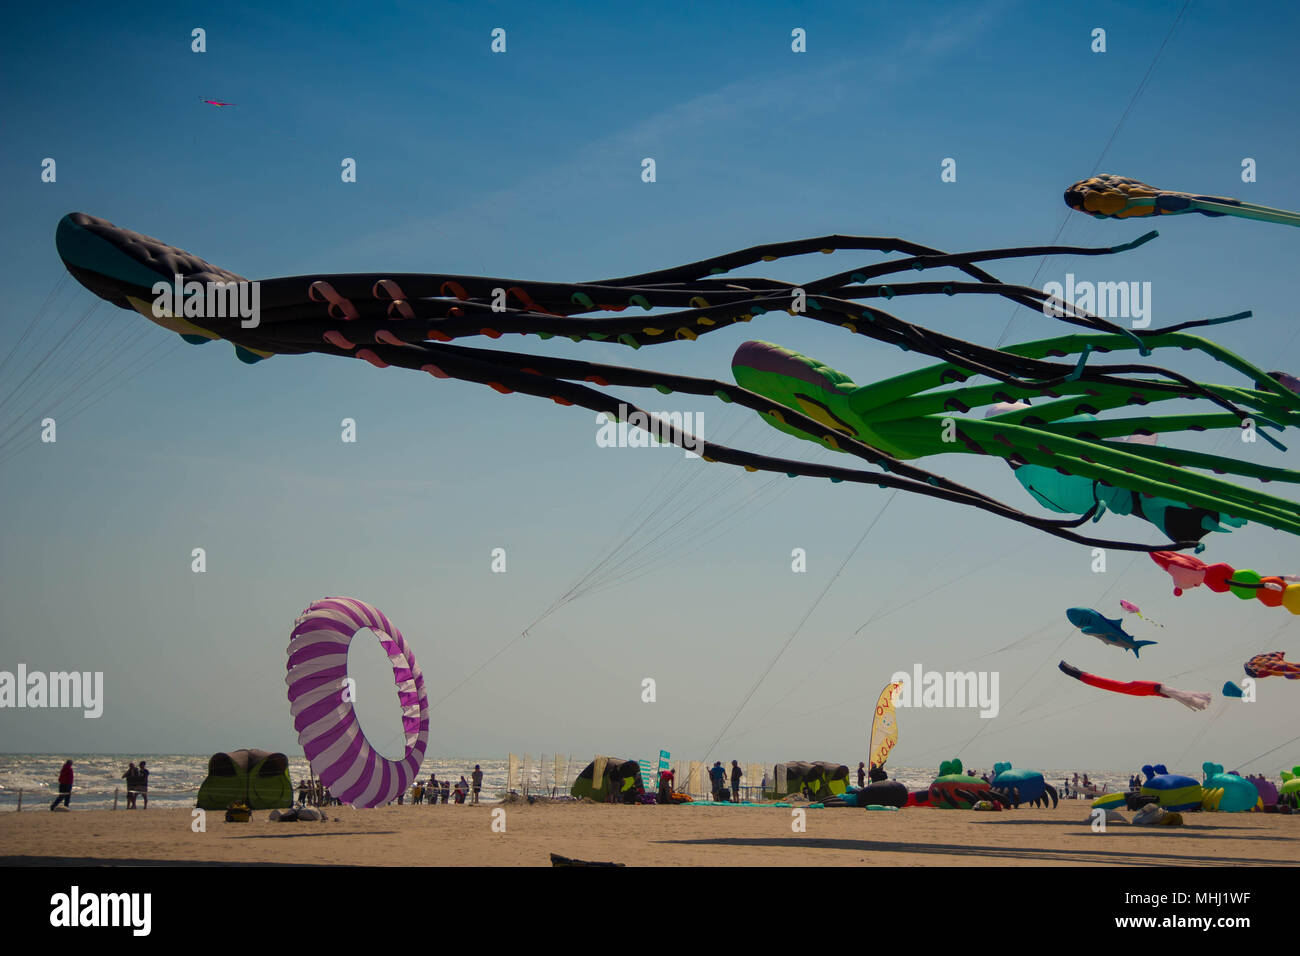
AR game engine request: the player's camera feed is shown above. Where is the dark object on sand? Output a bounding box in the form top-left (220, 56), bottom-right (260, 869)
top-left (550, 852), bottom-right (625, 867)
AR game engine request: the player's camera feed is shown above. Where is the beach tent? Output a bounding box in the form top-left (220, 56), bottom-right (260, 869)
top-left (764, 761), bottom-right (850, 800)
top-left (765, 761), bottom-right (811, 799)
top-left (816, 762), bottom-right (851, 798)
top-left (196, 749), bottom-right (293, 810)
top-left (571, 757), bottom-right (641, 802)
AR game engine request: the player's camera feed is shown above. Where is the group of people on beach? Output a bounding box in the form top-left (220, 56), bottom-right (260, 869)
top-left (708, 760), bottom-right (746, 802)
top-left (120, 761), bottom-right (150, 808)
top-left (857, 762), bottom-right (888, 787)
top-left (47, 758), bottom-right (150, 810)
top-left (638, 759), bottom-right (895, 805)
top-left (1060, 773), bottom-right (1095, 798)
top-left (297, 765), bottom-right (488, 808)
top-left (405, 766), bottom-right (483, 805)
top-left (1060, 772), bottom-right (1156, 798)
top-left (296, 779), bottom-right (339, 807)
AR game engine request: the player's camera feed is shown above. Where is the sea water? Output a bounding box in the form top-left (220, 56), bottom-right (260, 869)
top-left (0, 754), bottom-right (518, 810)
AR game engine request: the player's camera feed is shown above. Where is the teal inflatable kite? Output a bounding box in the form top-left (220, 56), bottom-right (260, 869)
top-left (1200, 762), bottom-right (1259, 812)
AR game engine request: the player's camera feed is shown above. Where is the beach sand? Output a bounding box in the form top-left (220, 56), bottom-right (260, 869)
top-left (3, 801), bottom-right (1297, 866)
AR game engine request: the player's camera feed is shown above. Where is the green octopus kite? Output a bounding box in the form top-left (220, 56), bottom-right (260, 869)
top-left (732, 331), bottom-right (1300, 544)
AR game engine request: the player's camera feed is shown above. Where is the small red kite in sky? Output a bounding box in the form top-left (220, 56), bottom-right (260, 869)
top-left (202, 99), bottom-right (234, 107)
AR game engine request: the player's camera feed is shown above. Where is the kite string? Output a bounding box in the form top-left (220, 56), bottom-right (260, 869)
top-left (951, 548), bottom-right (1146, 758)
top-left (1174, 697), bottom-right (1230, 767)
top-left (403, 412), bottom-right (782, 739)
top-left (712, 543), bottom-right (1033, 747)
top-left (0, 272), bottom-right (69, 381)
top-left (697, 491), bottom-right (898, 761)
top-left (1235, 731), bottom-right (1300, 772)
top-left (0, 335), bottom-right (183, 469)
top-left (995, 0), bottom-right (1192, 347)
top-left (744, 540), bottom-right (1024, 735)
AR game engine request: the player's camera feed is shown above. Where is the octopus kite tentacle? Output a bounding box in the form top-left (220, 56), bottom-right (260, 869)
top-left (53, 212), bottom-right (1298, 551)
top-left (56, 213), bottom-right (1265, 428)
top-left (296, 337), bottom-right (1186, 550)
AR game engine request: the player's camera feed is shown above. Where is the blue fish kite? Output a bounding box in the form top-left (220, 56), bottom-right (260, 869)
top-left (1222, 681), bottom-right (1245, 698)
top-left (1065, 607), bottom-right (1158, 658)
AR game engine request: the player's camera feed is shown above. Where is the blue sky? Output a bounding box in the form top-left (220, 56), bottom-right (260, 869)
top-left (2, 0), bottom-right (1298, 775)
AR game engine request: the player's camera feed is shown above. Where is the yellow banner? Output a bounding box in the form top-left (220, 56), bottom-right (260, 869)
top-left (868, 681), bottom-right (902, 770)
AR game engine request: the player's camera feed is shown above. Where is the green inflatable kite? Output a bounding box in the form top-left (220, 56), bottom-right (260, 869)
top-left (731, 333), bottom-right (1300, 543)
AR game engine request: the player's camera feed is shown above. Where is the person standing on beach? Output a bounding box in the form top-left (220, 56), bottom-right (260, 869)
top-left (857, 762), bottom-right (866, 788)
top-left (471, 765), bottom-right (483, 805)
top-left (869, 763), bottom-right (887, 783)
top-left (50, 760), bottom-right (74, 810)
top-left (709, 761), bottom-right (725, 801)
top-left (137, 760), bottom-right (150, 808)
top-left (122, 762), bottom-right (138, 809)
top-left (730, 761), bottom-right (743, 802)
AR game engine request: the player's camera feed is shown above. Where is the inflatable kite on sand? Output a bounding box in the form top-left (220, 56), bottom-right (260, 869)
top-left (920, 759), bottom-right (1057, 810)
top-left (286, 597), bottom-right (429, 808)
top-left (1150, 551), bottom-right (1300, 613)
top-left (1057, 661), bottom-right (1211, 711)
top-left (990, 762), bottom-right (1059, 808)
top-left (1065, 175), bottom-right (1300, 228)
top-left (1200, 762), bottom-right (1260, 812)
top-left (1088, 764), bottom-right (1201, 812)
top-left (1281, 768), bottom-right (1300, 806)
top-left (927, 759), bottom-right (997, 809)
top-left (54, 212), bottom-right (1300, 552)
top-left (1137, 765), bottom-right (1202, 811)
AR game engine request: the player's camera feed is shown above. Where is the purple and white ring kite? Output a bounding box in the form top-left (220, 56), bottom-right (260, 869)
top-left (286, 597), bottom-right (429, 808)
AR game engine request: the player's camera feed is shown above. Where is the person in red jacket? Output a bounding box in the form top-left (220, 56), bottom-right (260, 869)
top-left (50, 760), bottom-right (74, 810)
